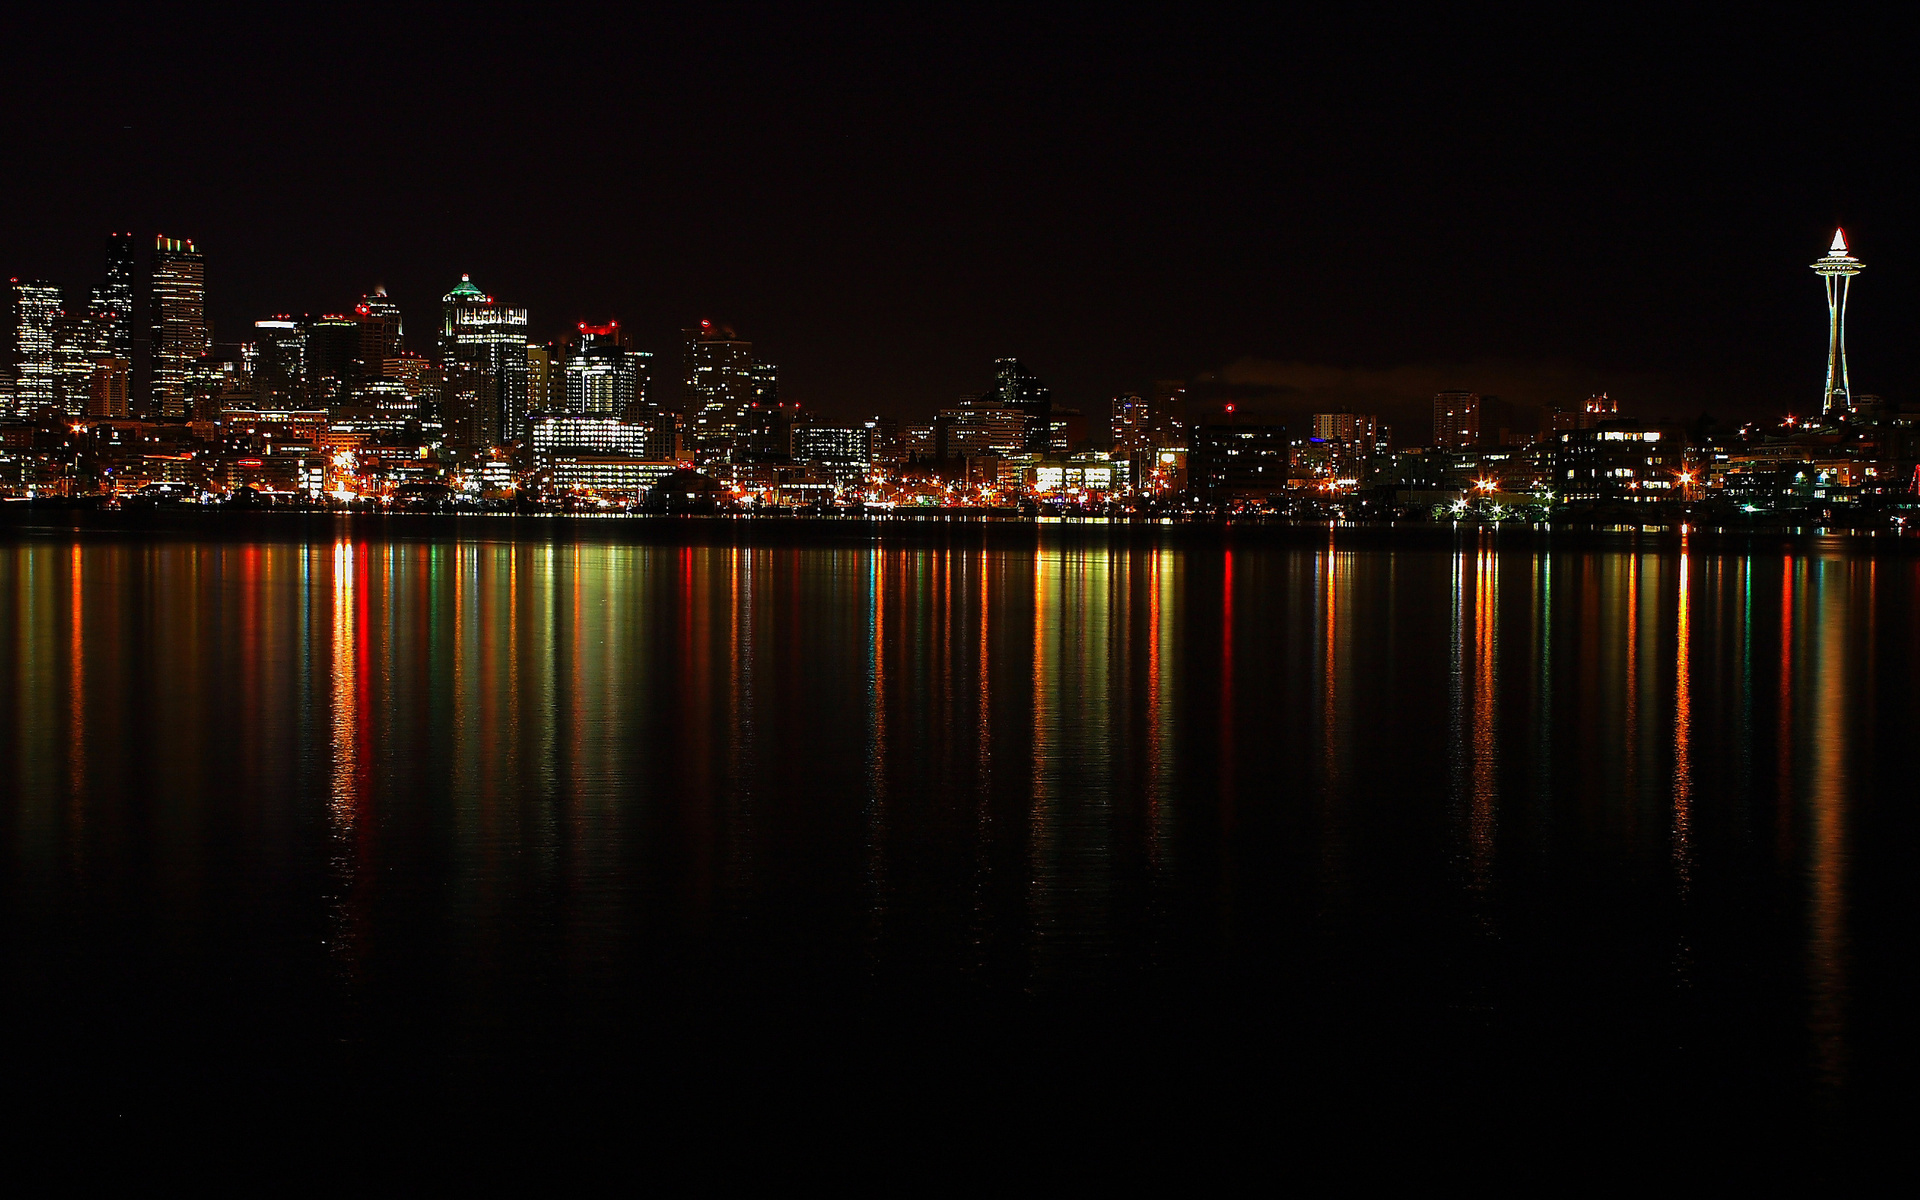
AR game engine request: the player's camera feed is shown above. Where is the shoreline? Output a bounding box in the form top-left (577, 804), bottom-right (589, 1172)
top-left (1, 504), bottom-right (1915, 555)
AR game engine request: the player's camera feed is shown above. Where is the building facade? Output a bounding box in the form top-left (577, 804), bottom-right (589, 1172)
top-left (440, 275), bottom-right (529, 444)
top-left (151, 237), bottom-right (208, 419)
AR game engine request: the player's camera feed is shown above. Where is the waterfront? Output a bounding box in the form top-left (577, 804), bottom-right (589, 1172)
top-left (0, 519), bottom-right (1909, 1139)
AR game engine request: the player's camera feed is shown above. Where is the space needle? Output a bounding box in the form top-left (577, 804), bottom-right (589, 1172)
top-left (1811, 229), bottom-right (1864, 417)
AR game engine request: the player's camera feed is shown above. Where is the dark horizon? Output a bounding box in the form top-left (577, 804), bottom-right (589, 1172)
top-left (3, 8), bottom-right (1915, 428)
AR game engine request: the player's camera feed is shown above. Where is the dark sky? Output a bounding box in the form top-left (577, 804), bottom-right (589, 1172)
top-left (3, 6), bottom-right (1914, 430)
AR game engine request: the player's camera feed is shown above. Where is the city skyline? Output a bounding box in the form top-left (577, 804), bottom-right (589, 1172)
top-left (2, 224), bottom-right (1889, 435)
top-left (1, 12), bottom-right (1911, 426)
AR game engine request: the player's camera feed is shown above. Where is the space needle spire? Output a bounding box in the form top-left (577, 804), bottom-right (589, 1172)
top-left (1811, 229), bottom-right (1864, 417)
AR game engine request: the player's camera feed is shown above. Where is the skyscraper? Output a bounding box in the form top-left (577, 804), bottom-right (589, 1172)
top-left (564, 323), bottom-right (637, 415)
top-left (1432, 391), bottom-right (1481, 449)
top-left (11, 280), bottom-right (60, 415)
top-left (87, 232), bottom-right (136, 358)
top-left (151, 236), bottom-right (208, 418)
top-left (991, 358), bottom-right (1053, 450)
top-left (355, 287), bottom-right (404, 380)
top-left (684, 322), bottom-right (757, 451)
top-left (527, 342), bottom-right (556, 414)
top-left (253, 320), bottom-right (307, 409)
top-left (305, 314), bottom-right (360, 408)
top-left (1812, 228), bottom-right (1864, 417)
top-left (52, 307), bottom-right (111, 416)
top-left (440, 274), bottom-right (529, 444)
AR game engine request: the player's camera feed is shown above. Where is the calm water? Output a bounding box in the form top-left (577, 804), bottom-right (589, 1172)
top-left (0, 516), bottom-right (1911, 1137)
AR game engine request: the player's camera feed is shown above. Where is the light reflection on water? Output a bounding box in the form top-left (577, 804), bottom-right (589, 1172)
top-left (0, 525), bottom-right (1902, 1116)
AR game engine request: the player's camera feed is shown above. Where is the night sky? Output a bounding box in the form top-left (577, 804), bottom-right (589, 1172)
top-left (2, 7), bottom-right (1914, 432)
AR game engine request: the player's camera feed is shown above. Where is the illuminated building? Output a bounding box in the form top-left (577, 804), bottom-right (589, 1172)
top-left (1552, 422), bottom-right (1688, 503)
top-left (1191, 416), bottom-right (1290, 500)
top-left (53, 308), bottom-right (113, 415)
top-left (87, 356), bottom-right (131, 418)
top-left (1047, 408), bottom-right (1086, 453)
top-left (527, 343), bottom-right (556, 413)
top-left (684, 322), bottom-right (757, 451)
top-left (437, 360), bottom-right (499, 448)
top-left (1432, 391), bottom-right (1480, 450)
top-left (87, 232), bottom-right (136, 358)
top-left (253, 320), bottom-right (308, 408)
top-left (440, 275), bottom-right (529, 443)
top-left (1811, 229), bottom-right (1864, 417)
top-left (794, 424), bottom-right (872, 467)
top-left (1311, 411), bottom-right (1385, 449)
top-left (991, 357), bottom-right (1052, 450)
top-left (750, 359), bottom-right (777, 405)
top-left (544, 456), bottom-right (680, 499)
top-left (1031, 455), bottom-right (1127, 496)
top-left (1548, 393), bottom-right (1619, 433)
top-left (151, 236), bottom-right (208, 419)
top-left (529, 413), bottom-right (666, 461)
top-left (11, 279), bottom-right (59, 414)
top-left (626, 349), bottom-right (655, 419)
top-left (382, 351), bottom-right (433, 400)
top-left (355, 287), bottom-right (404, 377)
top-left (306, 314), bottom-right (360, 408)
top-left (936, 401), bottom-right (1027, 458)
top-left (564, 323), bottom-right (636, 415)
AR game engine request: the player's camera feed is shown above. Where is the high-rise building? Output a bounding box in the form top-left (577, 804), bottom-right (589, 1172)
top-left (53, 308), bottom-right (111, 416)
top-left (253, 320), bottom-right (307, 409)
top-left (87, 357), bottom-right (131, 418)
top-left (11, 282), bottom-right (62, 416)
top-left (991, 357), bottom-right (1053, 450)
top-left (440, 275), bottom-right (529, 444)
top-left (306, 315), bottom-right (360, 409)
top-left (939, 399), bottom-right (1028, 458)
top-left (750, 360), bottom-right (778, 405)
top-left (564, 323), bottom-right (637, 415)
top-left (527, 343), bottom-right (556, 414)
top-left (355, 287), bottom-right (404, 379)
top-left (151, 236), bottom-right (208, 418)
top-left (1310, 411), bottom-right (1384, 450)
top-left (11, 279), bottom-right (60, 415)
top-left (626, 350), bottom-right (656, 420)
top-left (1812, 229), bottom-right (1864, 416)
top-left (1432, 391), bottom-right (1481, 450)
top-left (87, 233), bottom-right (136, 358)
top-left (684, 322), bottom-right (757, 450)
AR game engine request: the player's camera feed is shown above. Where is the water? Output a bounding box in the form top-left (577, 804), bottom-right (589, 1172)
top-left (0, 515), bottom-right (1910, 1141)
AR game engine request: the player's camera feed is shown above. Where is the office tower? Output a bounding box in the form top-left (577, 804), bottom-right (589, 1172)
top-left (1812, 229), bottom-right (1864, 416)
top-left (564, 322), bottom-right (637, 415)
top-left (750, 360), bottom-right (777, 405)
top-left (87, 357), bottom-right (131, 418)
top-left (11, 279), bottom-right (60, 415)
top-left (527, 343), bottom-right (556, 413)
top-left (991, 358), bottom-right (1052, 450)
top-left (356, 287), bottom-right (404, 378)
top-left (437, 360), bottom-right (499, 449)
top-left (53, 308), bottom-right (111, 416)
top-left (306, 315), bottom-right (360, 408)
top-left (151, 236), bottom-right (208, 418)
top-left (253, 320), bottom-right (308, 409)
top-left (1310, 411), bottom-right (1383, 449)
top-left (1113, 393), bottom-right (1152, 455)
top-left (683, 321), bottom-right (756, 449)
top-left (1432, 391), bottom-right (1481, 450)
top-left (1149, 379), bottom-right (1187, 441)
top-left (86, 233), bottom-right (136, 358)
top-left (625, 349), bottom-right (655, 420)
top-left (939, 401), bottom-right (1029, 458)
top-left (440, 275), bottom-right (529, 443)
